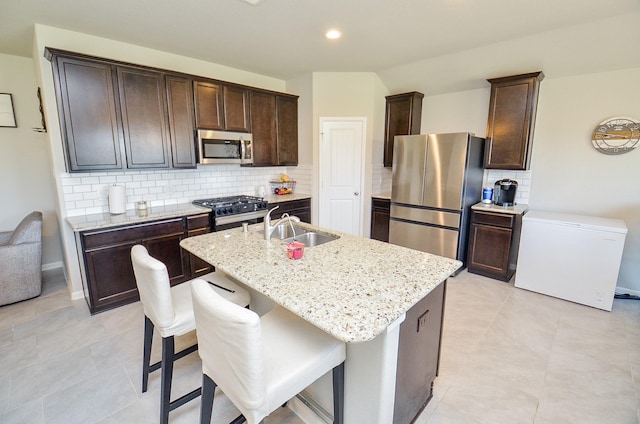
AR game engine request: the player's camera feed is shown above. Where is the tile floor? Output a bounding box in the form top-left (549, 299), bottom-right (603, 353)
top-left (0, 269), bottom-right (638, 423)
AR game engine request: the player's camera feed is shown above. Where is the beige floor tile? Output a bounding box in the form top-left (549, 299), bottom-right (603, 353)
top-left (2, 269), bottom-right (640, 424)
top-left (42, 366), bottom-right (138, 424)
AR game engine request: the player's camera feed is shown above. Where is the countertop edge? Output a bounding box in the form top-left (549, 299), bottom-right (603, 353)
top-left (471, 202), bottom-right (528, 215)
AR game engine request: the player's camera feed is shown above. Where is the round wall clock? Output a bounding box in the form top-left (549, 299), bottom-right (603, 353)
top-left (591, 116), bottom-right (640, 155)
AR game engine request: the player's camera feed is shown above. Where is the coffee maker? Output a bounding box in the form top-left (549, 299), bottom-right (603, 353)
top-left (493, 179), bottom-right (518, 206)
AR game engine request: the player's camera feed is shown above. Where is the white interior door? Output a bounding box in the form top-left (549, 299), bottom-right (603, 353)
top-left (319, 117), bottom-right (365, 236)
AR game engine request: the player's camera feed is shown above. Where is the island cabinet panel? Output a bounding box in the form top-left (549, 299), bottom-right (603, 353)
top-left (394, 280), bottom-right (446, 424)
top-left (270, 198), bottom-right (311, 223)
top-left (117, 66), bottom-right (171, 169)
top-left (51, 55), bottom-right (123, 171)
top-left (166, 75), bottom-right (197, 168)
top-left (79, 217), bottom-right (191, 314)
top-left (485, 72), bottom-right (544, 170)
top-left (370, 197), bottom-right (390, 242)
top-left (383, 91), bottom-right (424, 168)
top-left (467, 210), bottom-right (522, 281)
top-left (186, 213), bottom-right (213, 277)
top-left (249, 91), bottom-right (299, 166)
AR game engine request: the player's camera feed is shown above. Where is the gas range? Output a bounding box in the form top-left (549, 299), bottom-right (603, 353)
top-left (193, 195), bottom-right (269, 228)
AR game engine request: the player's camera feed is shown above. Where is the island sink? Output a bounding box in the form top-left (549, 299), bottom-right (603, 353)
top-left (260, 222), bottom-right (308, 240)
top-left (283, 231), bottom-right (340, 247)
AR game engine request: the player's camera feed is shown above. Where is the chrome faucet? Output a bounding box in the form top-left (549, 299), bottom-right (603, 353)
top-left (263, 206), bottom-right (300, 240)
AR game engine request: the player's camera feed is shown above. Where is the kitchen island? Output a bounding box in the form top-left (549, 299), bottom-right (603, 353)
top-left (181, 222), bottom-right (461, 423)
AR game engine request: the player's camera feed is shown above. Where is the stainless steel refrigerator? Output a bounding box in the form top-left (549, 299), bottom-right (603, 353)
top-left (389, 133), bottom-right (484, 266)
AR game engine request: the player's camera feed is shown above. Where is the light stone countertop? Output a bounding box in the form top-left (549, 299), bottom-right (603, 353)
top-left (65, 194), bottom-right (312, 232)
top-left (262, 192), bottom-right (311, 204)
top-left (471, 202), bottom-right (529, 215)
top-left (181, 222), bottom-right (461, 343)
top-left (372, 192), bottom-right (391, 200)
top-left (66, 203), bottom-right (211, 232)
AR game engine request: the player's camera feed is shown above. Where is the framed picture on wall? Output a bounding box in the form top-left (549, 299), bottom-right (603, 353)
top-left (0, 93), bottom-right (17, 128)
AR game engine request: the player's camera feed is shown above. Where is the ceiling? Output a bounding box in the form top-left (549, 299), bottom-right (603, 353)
top-left (2, 0), bottom-right (640, 95)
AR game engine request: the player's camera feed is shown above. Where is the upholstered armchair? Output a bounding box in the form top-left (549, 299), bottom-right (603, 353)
top-left (0, 212), bottom-right (43, 306)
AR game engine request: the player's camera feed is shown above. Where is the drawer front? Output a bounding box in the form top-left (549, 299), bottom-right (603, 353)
top-left (372, 197), bottom-right (391, 211)
top-left (472, 211), bottom-right (514, 228)
top-left (82, 218), bottom-right (185, 249)
top-left (187, 213), bottom-right (211, 230)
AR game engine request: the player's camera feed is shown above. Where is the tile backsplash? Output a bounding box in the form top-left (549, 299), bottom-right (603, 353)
top-left (61, 164), bottom-right (312, 217)
top-left (483, 170), bottom-right (531, 205)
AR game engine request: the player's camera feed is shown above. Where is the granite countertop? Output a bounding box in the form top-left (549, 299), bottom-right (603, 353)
top-left (262, 192), bottom-right (311, 204)
top-left (471, 202), bottom-right (529, 215)
top-left (66, 194), bottom-right (312, 232)
top-left (66, 203), bottom-right (210, 232)
top-left (372, 192), bottom-right (391, 200)
top-left (180, 222), bottom-right (461, 343)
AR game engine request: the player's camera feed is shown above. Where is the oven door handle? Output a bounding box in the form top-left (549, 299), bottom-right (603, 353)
top-left (215, 210), bottom-right (268, 226)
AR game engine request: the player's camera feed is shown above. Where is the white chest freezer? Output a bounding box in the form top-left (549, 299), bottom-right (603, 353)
top-left (514, 210), bottom-right (627, 311)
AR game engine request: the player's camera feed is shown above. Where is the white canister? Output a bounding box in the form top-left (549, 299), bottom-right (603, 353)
top-left (108, 185), bottom-right (126, 214)
top-left (257, 185), bottom-right (267, 197)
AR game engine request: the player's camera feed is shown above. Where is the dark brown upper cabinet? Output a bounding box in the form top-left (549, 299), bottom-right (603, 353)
top-left (117, 66), bottom-right (171, 169)
top-left (194, 81), bottom-right (250, 132)
top-left (383, 91), bottom-right (424, 167)
top-left (249, 90), bottom-right (298, 166)
top-left (50, 55), bottom-right (123, 172)
top-left (275, 95), bottom-right (298, 166)
top-left (166, 76), bottom-right (197, 168)
top-left (485, 72), bottom-right (544, 170)
top-left (46, 48), bottom-right (297, 172)
top-left (47, 48), bottom-right (198, 172)
top-left (194, 81), bottom-right (223, 130)
top-left (223, 85), bottom-right (251, 132)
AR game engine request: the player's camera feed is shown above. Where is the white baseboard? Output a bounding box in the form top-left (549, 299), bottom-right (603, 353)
top-left (70, 290), bottom-right (85, 300)
top-left (615, 286), bottom-right (640, 296)
top-left (288, 392), bottom-right (331, 424)
top-left (42, 261), bottom-right (64, 271)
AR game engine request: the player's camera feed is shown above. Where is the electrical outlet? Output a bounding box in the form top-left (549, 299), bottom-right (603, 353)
top-left (417, 310), bottom-right (429, 332)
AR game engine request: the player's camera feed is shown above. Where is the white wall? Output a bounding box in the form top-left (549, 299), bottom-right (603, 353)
top-left (530, 68), bottom-right (640, 293)
top-left (0, 53), bottom-right (62, 268)
top-left (311, 72), bottom-right (384, 234)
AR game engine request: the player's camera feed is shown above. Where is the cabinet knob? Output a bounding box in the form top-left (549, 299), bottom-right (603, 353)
top-left (354, 191), bottom-right (360, 196)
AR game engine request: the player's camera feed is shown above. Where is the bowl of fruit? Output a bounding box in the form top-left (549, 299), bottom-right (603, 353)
top-left (270, 174), bottom-right (296, 195)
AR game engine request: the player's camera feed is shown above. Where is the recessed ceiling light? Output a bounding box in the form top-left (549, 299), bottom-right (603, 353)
top-left (241, 0), bottom-right (262, 5)
top-left (325, 29), bottom-right (342, 40)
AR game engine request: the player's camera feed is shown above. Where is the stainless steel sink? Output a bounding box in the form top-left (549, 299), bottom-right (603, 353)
top-left (261, 223), bottom-right (308, 240)
top-left (283, 231), bottom-right (340, 247)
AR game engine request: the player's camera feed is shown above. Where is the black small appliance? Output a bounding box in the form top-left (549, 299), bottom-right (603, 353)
top-left (493, 179), bottom-right (518, 206)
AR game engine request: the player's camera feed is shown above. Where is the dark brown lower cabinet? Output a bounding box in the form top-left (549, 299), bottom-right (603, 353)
top-left (270, 198), bottom-right (311, 223)
top-left (394, 280), bottom-right (446, 424)
top-left (77, 214), bottom-right (210, 314)
top-left (371, 197), bottom-right (390, 242)
top-left (466, 210), bottom-right (523, 281)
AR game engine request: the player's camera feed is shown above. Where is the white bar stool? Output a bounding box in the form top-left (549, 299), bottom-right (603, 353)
top-left (131, 245), bottom-right (250, 424)
top-left (191, 279), bottom-right (346, 424)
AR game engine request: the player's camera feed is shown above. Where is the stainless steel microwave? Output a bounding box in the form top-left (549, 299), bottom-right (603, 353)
top-left (197, 130), bottom-right (253, 165)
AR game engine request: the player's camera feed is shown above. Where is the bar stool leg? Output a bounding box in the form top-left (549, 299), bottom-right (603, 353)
top-left (200, 374), bottom-right (217, 424)
top-left (160, 336), bottom-right (175, 424)
top-left (142, 316), bottom-right (154, 393)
